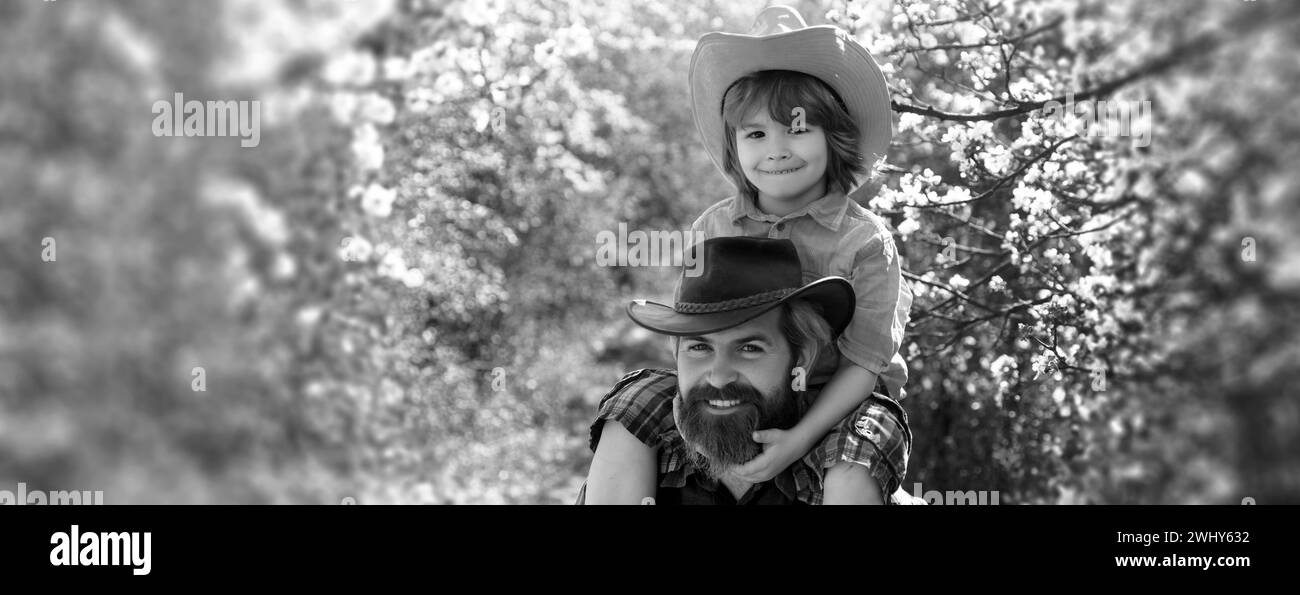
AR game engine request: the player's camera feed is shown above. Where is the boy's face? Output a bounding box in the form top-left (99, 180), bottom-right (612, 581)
top-left (734, 109), bottom-right (829, 212)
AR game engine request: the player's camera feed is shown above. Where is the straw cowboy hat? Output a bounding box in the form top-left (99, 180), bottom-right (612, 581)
top-left (627, 236), bottom-right (854, 337)
top-left (689, 5), bottom-right (893, 178)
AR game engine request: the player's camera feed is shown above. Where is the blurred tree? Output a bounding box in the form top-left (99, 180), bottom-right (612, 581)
top-left (839, 0), bottom-right (1300, 503)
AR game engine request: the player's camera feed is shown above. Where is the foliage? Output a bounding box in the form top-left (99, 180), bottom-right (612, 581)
top-left (2, 0), bottom-right (1296, 503)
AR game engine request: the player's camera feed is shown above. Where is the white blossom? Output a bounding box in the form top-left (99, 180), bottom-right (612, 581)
top-left (378, 248), bottom-right (407, 280)
top-left (899, 112), bottom-right (925, 132)
top-left (351, 124), bottom-right (384, 172)
top-left (402, 268), bottom-right (426, 289)
top-left (322, 51), bottom-right (376, 87)
top-left (329, 92), bottom-right (358, 124)
top-left (360, 183), bottom-right (396, 218)
top-left (358, 93), bottom-right (396, 125)
top-left (432, 71), bottom-right (465, 99)
top-left (991, 354), bottom-right (1019, 379)
top-left (1012, 184), bottom-right (1054, 215)
top-left (339, 235), bottom-right (372, 262)
top-left (898, 209), bottom-right (921, 237)
top-left (941, 186), bottom-right (972, 204)
top-left (382, 56), bottom-right (413, 82)
top-left (1031, 351), bottom-right (1055, 379)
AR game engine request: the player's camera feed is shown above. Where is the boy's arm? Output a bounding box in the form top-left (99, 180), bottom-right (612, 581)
top-left (733, 360), bottom-right (877, 482)
top-left (583, 421), bottom-right (658, 504)
top-left (790, 361), bottom-right (878, 452)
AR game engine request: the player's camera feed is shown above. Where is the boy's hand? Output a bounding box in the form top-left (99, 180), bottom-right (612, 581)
top-left (732, 427), bottom-right (814, 483)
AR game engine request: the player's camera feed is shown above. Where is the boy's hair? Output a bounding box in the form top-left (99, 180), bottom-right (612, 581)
top-left (780, 299), bottom-right (835, 376)
top-left (720, 70), bottom-right (868, 201)
top-left (670, 299), bottom-right (835, 386)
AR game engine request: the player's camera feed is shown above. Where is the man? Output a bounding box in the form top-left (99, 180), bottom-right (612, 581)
top-left (577, 236), bottom-right (915, 505)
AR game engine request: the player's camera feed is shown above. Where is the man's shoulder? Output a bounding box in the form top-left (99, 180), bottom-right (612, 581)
top-left (602, 368), bottom-right (678, 402)
top-left (590, 368), bottom-right (680, 451)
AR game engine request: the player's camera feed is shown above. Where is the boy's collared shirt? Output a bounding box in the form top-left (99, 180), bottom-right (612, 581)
top-left (574, 368), bottom-right (913, 505)
top-left (688, 191), bottom-right (912, 400)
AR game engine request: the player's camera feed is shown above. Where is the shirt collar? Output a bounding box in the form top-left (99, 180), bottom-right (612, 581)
top-left (672, 455), bottom-right (807, 503)
top-left (725, 190), bottom-right (851, 232)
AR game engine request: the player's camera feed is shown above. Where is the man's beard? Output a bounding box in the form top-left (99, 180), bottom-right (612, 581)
top-left (677, 380), bottom-right (801, 480)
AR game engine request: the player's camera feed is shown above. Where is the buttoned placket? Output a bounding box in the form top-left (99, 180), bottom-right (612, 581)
top-left (730, 191), bottom-right (848, 235)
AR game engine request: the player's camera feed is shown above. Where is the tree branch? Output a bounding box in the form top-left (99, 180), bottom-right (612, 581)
top-left (890, 12), bottom-right (1282, 122)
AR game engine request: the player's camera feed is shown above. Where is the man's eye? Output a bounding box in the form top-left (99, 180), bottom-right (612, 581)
top-left (740, 344), bottom-right (765, 353)
top-left (686, 343), bottom-right (711, 352)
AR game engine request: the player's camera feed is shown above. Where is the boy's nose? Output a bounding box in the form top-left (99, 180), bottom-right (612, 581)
top-left (767, 147), bottom-right (792, 161)
top-left (766, 134), bottom-right (792, 160)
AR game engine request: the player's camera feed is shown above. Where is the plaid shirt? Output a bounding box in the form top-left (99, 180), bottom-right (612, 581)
top-left (576, 368), bottom-right (914, 505)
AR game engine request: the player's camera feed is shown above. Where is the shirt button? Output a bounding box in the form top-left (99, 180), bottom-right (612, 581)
top-left (775, 223), bottom-right (785, 231)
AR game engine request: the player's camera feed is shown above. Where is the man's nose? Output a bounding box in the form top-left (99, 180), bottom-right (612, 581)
top-left (706, 358), bottom-right (738, 388)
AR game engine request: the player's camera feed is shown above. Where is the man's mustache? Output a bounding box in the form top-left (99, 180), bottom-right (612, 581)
top-left (684, 381), bottom-right (763, 407)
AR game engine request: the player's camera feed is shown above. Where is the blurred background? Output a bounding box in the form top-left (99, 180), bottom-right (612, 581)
top-left (1, 0), bottom-right (1297, 504)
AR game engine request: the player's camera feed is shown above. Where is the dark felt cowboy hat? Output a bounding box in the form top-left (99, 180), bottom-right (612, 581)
top-left (627, 236), bottom-right (854, 337)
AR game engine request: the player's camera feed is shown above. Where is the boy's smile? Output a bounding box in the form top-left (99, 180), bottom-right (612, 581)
top-left (736, 110), bottom-right (828, 216)
top-left (758, 164), bottom-right (806, 175)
